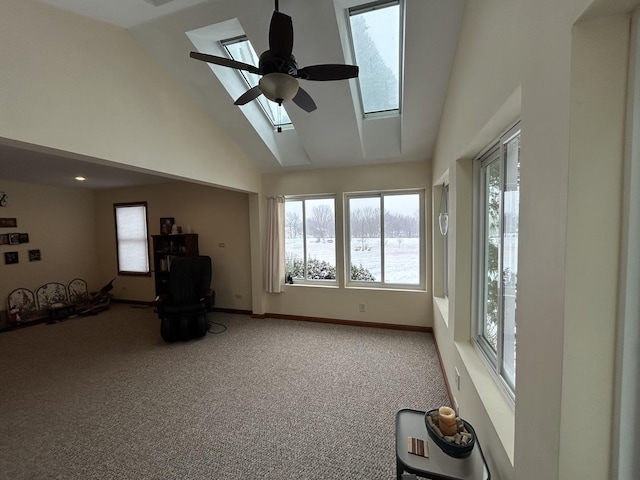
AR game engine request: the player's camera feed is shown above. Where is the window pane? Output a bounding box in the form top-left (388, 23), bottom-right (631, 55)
top-left (284, 200), bottom-right (304, 279)
top-left (350, 2), bottom-right (400, 114)
top-left (383, 194), bottom-right (420, 284)
top-left (501, 134), bottom-right (520, 389)
top-left (224, 39), bottom-right (292, 126)
top-left (304, 198), bottom-right (336, 280)
top-left (475, 124), bottom-right (520, 397)
top-left (284, 197), bottom-right (337, 282)
top-left (482, 160), bottom-right (501, 353)
top-left (115, 205), bottom-right (149, 273)
top-left (350, 196), bottom-right (381, 281)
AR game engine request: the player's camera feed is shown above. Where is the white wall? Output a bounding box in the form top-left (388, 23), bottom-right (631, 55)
top-left (261, 162), bottom-right (432, 326)
top-left (94, 182), bottom-right (252, 310)
top-left (0, 0), bottom-right (261, 194)
top-left (0, 180), bottom-right (99, 308)
top-left (430, 0), bottom-right (637, 479)
top-left (559, 11), bottom-right (630, 479)
top-left (429, 1), bottom-right (524, 477)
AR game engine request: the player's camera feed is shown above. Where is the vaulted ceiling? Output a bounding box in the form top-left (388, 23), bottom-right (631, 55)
top-left (7, 0), bottom-right (465, 186)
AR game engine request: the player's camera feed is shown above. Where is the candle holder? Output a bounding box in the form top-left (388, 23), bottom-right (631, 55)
top-left (424, 409), bottom-right (476, 458)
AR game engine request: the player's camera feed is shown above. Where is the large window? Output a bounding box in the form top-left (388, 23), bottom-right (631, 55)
top-left (222, 36), bottom-right (292, 128)
top-left (474, 123), bottom-right (520, 396)
top-left (346, 190), bottom-right (424, 288)
top-left (114, 202), bottom-right (150, 276)
top-left (284, 196), bottom-right (337, 283)
top-left (349, 0), bottom-right (401, 115)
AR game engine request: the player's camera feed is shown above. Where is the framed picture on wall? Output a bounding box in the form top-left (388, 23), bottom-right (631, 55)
top-left (29, 249), bottom-right (41, 262)
top-left (4, 251), bottom-right (18, 264)
top-left (160, 217), bottom-right (174, 235)
top-left (0, 234), bottom-right (8, 245)
top-left (0, 218), bottom-right (17, 228)
top-left (8, 233), bottom-right (20, 245)
top-left (19, 233), bottom-right (29, 244)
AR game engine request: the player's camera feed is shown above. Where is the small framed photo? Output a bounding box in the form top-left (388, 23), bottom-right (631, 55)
top-left (160, 217), bottom-right (174, 235)
top-left (0, 218), bottom-right (17, 228)
top-left (18, 233), bottom-right (29, 244)
top-left (4, 251), bottom-right (18, 264)
top-left (0, 234), bottom-right (8, 245)
top-left (29, 249), bottom-right (41, 262)
top-left (8, 233), bottom-right (20, 245)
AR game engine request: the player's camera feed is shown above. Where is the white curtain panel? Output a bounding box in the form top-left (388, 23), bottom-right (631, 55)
top-left (265, 196), bottom-right (285, 293)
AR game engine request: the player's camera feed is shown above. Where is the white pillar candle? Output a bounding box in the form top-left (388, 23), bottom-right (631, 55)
top-left (438, 406), bottom-right (458, 436)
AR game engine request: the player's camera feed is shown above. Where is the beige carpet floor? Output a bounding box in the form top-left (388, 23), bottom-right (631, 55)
top-left (0, 304), bottom-right (449, 479)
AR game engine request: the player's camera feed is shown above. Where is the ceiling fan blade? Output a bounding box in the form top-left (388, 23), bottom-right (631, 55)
top-left (291, 87), bottom-right (317, 112)
top-left (297, 64), bottom-right (359, 81)
top-left (269, 11), bottom-right (294, 59)
top-left (234, 85), bottom-right (263, 106)
top-left (190, 51), bottom-right (260, 75)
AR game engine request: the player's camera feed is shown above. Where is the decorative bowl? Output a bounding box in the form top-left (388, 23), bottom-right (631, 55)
top-left (424, 409), bottom-right (476, 458)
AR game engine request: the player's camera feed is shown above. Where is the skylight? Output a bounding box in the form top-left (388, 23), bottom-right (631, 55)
top-left (221, 36), bottom-right (292, 127)
top-left (349, 0), bottom-right (401, 115)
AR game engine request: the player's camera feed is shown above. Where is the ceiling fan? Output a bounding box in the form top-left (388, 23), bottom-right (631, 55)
top-left (189, 0), bottom-right (359, 114)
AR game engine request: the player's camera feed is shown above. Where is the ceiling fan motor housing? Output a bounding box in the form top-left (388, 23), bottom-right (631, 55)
top-left (259, 51), bottom-right (298, 76)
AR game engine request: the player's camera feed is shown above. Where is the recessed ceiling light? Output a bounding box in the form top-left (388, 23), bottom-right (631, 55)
top-left (75, 176), bottom-right (87, 182)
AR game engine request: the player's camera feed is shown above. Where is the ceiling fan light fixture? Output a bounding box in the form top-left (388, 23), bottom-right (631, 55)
top-left (259, 73), bottom-right (299, 104)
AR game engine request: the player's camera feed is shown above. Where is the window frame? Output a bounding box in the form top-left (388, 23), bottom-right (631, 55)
top-left (284, 194), bottom-right (338, 285)
top-left (472, 122), bottom-right (521, 400)
top-left (348, 0), bottom-right (403, 116)
top-left (113, 202), bottom-right (151, 277)
top-left (345, 189), bottom-right (425, 290)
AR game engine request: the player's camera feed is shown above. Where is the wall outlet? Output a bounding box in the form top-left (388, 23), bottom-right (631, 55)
top-left (218, 243), bottom-right (225, 248)
top-left (455, 367), bottom-right (461, 391)
top-left (359, 303), bottom-right (365, 312)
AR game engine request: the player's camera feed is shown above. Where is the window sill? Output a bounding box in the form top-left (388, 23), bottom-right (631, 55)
top-left (346, 285), bottom-right (426, 293)
top-left (283, 283), bottom-right (339, 289)
top-left (455, 340), bottom-right (515, 465)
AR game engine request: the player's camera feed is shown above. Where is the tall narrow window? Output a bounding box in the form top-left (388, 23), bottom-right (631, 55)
top-left (346, 190), bottom-right (424, 288)
top-left (443, 184), bottom-right (449, 297)
top-left (222, 36), bottom-right (292, 128)
top-left (114, 202), bottom-right (150, 275)
top-left (475, 123), bottom-right (520, 395)
top-left (284, 196), bottom-right (337, 283)
top-left (349, 0), bottom-right (401, 114)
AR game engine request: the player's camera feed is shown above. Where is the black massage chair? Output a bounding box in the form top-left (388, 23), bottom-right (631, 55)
top-left (156, 255), bottom-right (215, 342)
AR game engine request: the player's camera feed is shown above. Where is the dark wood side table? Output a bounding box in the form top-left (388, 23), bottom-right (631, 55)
top-left (395, 409), bottom-right (490, 480)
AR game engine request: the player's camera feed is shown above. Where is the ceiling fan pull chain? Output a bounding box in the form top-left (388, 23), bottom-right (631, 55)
top-left (275, 0), bottom-right (279, 12)
top-left (277, 102), bottom-right (283, 133)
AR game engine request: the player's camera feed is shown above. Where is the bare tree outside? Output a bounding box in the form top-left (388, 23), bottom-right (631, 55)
top-left (384, 211), bottom-right (419, 237)
top-left (351, 205), bottom-right (380, 250)
top-left (307, 204), bottom-right (334, 242)
top-left (285, 211), bottom-right (302, 239)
